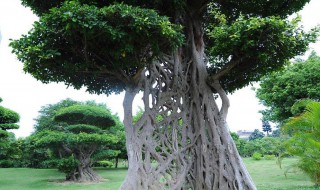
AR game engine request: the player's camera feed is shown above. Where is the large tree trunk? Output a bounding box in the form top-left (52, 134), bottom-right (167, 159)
top-left (119, 87), bottom-right (142, 189)
top-left (184, 16), bottom-right (256, 189)
top-left (120, 12), bottom-right (256, 190)
top-left (67, 153), bottom-right (102, 182)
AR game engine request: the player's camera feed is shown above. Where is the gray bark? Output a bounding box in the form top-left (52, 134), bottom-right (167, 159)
top-left (120, 12), bottom-right (256, 190)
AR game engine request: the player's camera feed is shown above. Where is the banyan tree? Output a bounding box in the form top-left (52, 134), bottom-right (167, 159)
top-left (11, 0), bottom-right (318, 189)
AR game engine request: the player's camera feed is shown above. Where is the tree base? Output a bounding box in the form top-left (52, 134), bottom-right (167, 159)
top-left (66, 167), bottom-right (103, 182)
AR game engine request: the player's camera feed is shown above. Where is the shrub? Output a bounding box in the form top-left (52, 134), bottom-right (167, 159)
top-left (282, 101), bottom-right (320, 185)
top-left (95, 160), bottom-right (114, 168)
top-left (0, 160), bottom-right (14, 168)
top-left (252, 152), bottom-right (262, 160)
top-left (298, 157), bottom-right (320, 185)
top-left (264, 154), bottom-right (276, 160)
top-left (57, 156), bottom-right (79, 176)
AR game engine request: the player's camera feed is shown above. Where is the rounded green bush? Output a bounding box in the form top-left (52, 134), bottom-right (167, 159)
top-left (252, 152), bottom-right (262, 160)
top-left (264, 154), bottom-right (276, 160)
top-left (96, 160), bottom-right (114, 168)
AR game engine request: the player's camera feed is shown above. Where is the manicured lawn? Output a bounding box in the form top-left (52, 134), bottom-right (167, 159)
top-left (0, 158), bottom-right (319, 189)
top-left (0, 167), bottom-right (127, 190)
top-left (243, 158), bottom-right (319, 190)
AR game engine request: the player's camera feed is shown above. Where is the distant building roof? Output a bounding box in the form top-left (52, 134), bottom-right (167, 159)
top-left (237, 130), bottom-right (253, 139)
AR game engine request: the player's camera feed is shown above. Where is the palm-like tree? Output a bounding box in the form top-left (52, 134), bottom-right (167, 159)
top-left (282, 101), bottom-right (320, 185)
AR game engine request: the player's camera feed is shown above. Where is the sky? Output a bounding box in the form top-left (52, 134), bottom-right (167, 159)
top-left (0, 0), bottom-right (320, 138)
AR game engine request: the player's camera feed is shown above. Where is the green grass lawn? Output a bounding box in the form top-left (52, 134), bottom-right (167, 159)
top-left (0, 167), bottom-right (127, 190)
top-left (243, 158), bottom-right (319, 190)
top-left (0, 158), bottom-right (319, 190)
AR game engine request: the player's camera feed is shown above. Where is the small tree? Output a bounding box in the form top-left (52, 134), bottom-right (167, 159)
top-left (248, 129), bottom-right (265, 141)
top-left (282, 101), bottom-right (320, 185)
top-left (262, 121), bottom-right (272, 136)
top-left (33, 101), bottom-right (119, 182)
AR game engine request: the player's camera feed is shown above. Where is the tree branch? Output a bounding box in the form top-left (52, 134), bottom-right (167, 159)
top-left (210, 57), bottom-right (241, 81)
top-left (62, 144), bottom-right (73, 154)
top-left (210, 80), bottom-right (230, 120)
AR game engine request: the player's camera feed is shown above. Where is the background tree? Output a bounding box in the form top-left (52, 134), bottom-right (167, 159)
top-left (27, 99), bottom-right (80, 168)
top-left (262, 121), bottom-right (272, 136)
top-left (0, 98), bottom-right (20, 167)
top-left (11, 0), bottom-right (319, 189)
top-left (282, 101), bottom-right (320, 186)
top-left (16, 136), bottom-right (54, 168)
top-left (249, 129), bottom-right (265, 141)
top-left (256, 52), bottom-right (320, 124)
top-left (33, 98), bottom-right (127, 169)
top-left (232, 134), bottom-right (285, 158)
top-left (32, 100), bottom-right (119, 182)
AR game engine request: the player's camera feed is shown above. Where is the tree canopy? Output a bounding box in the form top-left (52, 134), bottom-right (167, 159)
top-left (256, 52), bottom-right (320, 123)
top-left (34, 98), bottom-right (78, 131)
top-left (11, 0), bottom-right (318, 94)
top-left (54, 104), bottom-right (115, 128)
top-left (11, 1), bottom-right (183, 95)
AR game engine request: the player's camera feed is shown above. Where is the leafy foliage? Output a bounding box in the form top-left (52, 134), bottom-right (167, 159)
top-left (30, 99), bottom-right (123, 180)
top-left (0, 137), bottom-right (25, 168)
top-left (0, 98), bottom-right (20, 167)
top-left (20, 0), bottom-right (187, 17)
top-left (256, 53), bottom-right (320, 123)
top-left (19, 136), bottom-right (60, 168)
top-left (207, 15), bottom-right (318, 92)
top-left (0, 99), bottom-right (20, 138)
top-left (264, 155), bottom-right (276, 160)
top-left (94, 160), bottom-right (114, 168)
top-left (282, 101), bottom-right (320, 185)
top-left (291, 98), bottom-right (314, 116)
top-left (11, 1), bottom-right (184, 95)
top-left (34, 98), bottom-right (78, 131)
top-left (232, 135), bottom-right (285, 158)
top-left (33, 99), bottom-right (126, 167)
top-left (252, 152), bottom-right (262, 160)
top-left (216, 0), bottom-right (312, 21)
top-left (11, 1), bottom-right (318, 95)
top-left (55, 104), bottom-right (115, 128)
top-left (57, 155), bottom-right (79, 179)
